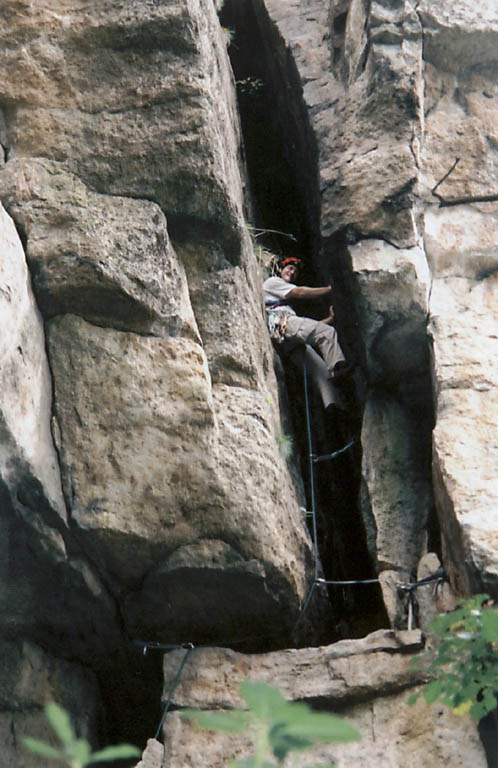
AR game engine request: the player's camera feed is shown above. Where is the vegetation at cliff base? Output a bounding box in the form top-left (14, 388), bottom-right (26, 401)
top-left (410, 594), bottom-right (498, 721)
top-left (23, 702), bottom-right (140, 768)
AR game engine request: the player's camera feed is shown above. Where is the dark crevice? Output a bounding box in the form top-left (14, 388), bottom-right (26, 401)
top-left (220, 0), bottom-right (320, 262)
top-left (221, 0), bottom-right (388, 641)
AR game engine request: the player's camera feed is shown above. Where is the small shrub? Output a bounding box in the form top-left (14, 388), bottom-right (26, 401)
top-left (275, 430), bottom-right (293, 460)
top-left (236, 76), bottom-right (264, 95)
top-left (409, 594), bottom-right (498, 721)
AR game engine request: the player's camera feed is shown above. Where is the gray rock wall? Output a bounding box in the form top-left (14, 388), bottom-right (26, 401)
top-left (0, 639), bottom-right (99, 768)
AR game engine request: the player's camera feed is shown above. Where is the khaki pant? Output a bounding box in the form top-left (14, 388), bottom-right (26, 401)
top-left (284, 316), bottom-right (345, 372)
top-left (281, 316), bottom-right (346, 410)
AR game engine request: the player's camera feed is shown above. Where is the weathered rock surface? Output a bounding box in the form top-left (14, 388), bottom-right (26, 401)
top-left (45, 310), bottom-right (313, 639)
top-left (135, 739), bottom-right (164, 768)
top-left (0, 158), bottom-right (198, 336)
top-left (0, 202), bottom-right (66, 529)
top-left (161, 629), bottom-right (425, 709)
top-left (361, 395), bottom-right (430, 574)
top-left (350, 238), bottom-right (431, 401)
top-left (0, 0), bottom-right (246, 242)
top-left (0, 203), bottom-right (120, 659)
top-left (0, 0), bottom-right (320, 652)
top-left (264, 0), bottom-right (424, 247)
top-left (162, 694), bottom-right (485, 768)
top-left (430, 275), bottom-right (498, 596)
top-left (350, 240), bottom-right (434, 585)
top-left (158, 630), bottom-right (485, 768)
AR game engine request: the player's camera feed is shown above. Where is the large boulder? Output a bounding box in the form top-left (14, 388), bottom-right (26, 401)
top-left (350, 239), bottom-right (434, 585)
top-left (430, 273), bottom-right (498, 596)
top-left (0, 202), bottom-right (65, 529)
top-left (0, 203), bottom-right (118, 658)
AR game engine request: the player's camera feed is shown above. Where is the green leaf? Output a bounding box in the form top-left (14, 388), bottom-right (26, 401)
top-left (407, 690), bottom-right (421, 707)
top-left (239, 681), bottom-right (288, 719)
top-left (269, 722), bottom-right (312, 760)
top-left (23, 737), bottom-right (64, 760)
top-left (422, 680), bottom-right (444, 705)
top-left (90, 743), bottom-right (141, 762)
top-left (69, 738), bottom-right (91, 764)
top-left (45, 702), bottom-right (75, 746)
top-left (274, 707), bottom-right (360, 744)
top-left (183, 709), bottom-right (252, 733)
top-left (481, 610), bottom-right (498, 642)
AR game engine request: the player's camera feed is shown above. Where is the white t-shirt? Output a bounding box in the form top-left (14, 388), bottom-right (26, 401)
top-left (263, 276), bottom-right (296, 315)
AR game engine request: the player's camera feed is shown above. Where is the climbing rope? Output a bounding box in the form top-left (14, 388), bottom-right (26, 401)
top-left (299, 362), bottom-right (377, 594)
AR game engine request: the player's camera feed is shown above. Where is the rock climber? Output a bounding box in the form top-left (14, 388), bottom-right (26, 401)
top-left (263, 256), bottom-right (351, 414)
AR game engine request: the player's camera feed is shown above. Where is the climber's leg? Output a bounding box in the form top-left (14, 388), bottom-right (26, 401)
top-left (284, 316), bottom-right (345, 375)
top-left (287, 344), bottom-right (345, 411)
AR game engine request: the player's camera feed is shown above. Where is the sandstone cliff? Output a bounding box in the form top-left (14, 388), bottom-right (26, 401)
top-left (0, 0), bottom-right (496, 765)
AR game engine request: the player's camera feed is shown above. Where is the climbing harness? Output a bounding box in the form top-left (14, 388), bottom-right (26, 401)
top-left (267, 307), bottom-right (291, 341)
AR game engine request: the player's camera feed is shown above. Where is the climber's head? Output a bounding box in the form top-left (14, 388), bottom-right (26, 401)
top-left (279, 257), bottom-right (302, 283)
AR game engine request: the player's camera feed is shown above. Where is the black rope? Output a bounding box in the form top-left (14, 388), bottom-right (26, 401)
top-left (135, 640), bottom-right (189, 656)
top-left (397, 570), bottom-right (445, 592)
top-left (313, 437), bottom-right (356, 463)
top-left (303, 362), bottom-right (320, 584)
top-left (317, 577), bottom-right (380, 586)
top-left (154, 644), bottom-right (194, 741)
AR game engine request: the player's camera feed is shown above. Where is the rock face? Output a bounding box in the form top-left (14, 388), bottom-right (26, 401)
top-left (0, 0), bottom-right (319, 657)
top-left (0, 202), bottom-right (119, 662)
top-left (157, 630), bottom-right (486, 768)
top-left (260, 0), bottom-right (498, 601)
top-left (0, 0), bottom-right (324, 757)
top-left (0, 201), bottom-right (65, 530)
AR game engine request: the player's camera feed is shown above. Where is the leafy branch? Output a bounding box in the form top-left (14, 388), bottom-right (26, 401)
top-left (183, 679), bottom-right (360, 767)
top-left (23, 702), bottom-right (140, 768)
top-left (409, 594), bottom-right (498, 721)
